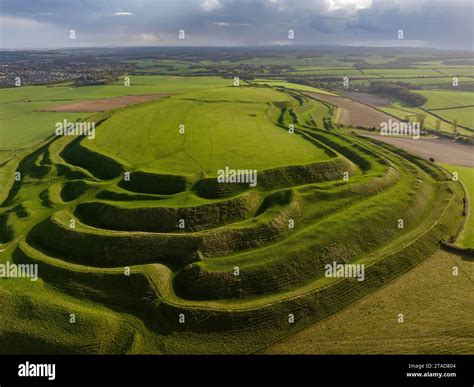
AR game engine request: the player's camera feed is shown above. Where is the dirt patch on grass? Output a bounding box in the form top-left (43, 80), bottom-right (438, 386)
top-left (305, 91), bottom-right (399, 128)
top-left (41, 94), bottom-right (170, 112)
top-left (362, 134), bottom-right (474, 167)
top-left (342, 92), bottom-right (392, 107)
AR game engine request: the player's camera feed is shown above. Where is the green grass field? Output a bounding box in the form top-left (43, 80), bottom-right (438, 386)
top-left (435, 67), bottom-right (474, 77)
top-left (380, 103), bottom-right (473, 136)
top-left (251, 80), bottom-right (337, 95)
top-left (370, 77), bottom-right (473, 87)
top-left (105, 58), bottom-right (474, 141)
top-left (429, 107), bottom-right (474, 129)
top-left (440, 163), bottom-right (474, 248)
top-left (263, 250), bottom-right (474, 354)
top-left (84, 87), bottom-right (330, 175)
top-left (416, 90), bottom-right (474, 109)
top-left (0, 76), bottom-right (231, 149)
top-left (362, 68), bottom-right (445, 77)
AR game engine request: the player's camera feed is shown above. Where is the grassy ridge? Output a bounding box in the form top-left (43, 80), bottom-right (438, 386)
top-left (440, 163), bottom-right (474, 247)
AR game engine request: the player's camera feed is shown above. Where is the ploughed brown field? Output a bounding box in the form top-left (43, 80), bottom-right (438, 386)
top-left (40, 94), bottom-right (170, 112)
top-left (362, 134), bottom-right (474, 167)
top-left (304, 91), bottom-right (400, 128)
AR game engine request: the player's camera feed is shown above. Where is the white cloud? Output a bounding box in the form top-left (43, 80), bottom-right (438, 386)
top-left (326, 0), bottom-right (372, 12)
top-left (114, 11), bottom-right (134, 16)
top-left (214, 22), bottom-right (251, 27)
top-left (140, 33), bottom-right (160, 42)
top-left (201, 0), bottom-right (221, 12)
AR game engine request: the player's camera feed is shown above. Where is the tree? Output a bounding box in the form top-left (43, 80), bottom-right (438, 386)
top-left (452, 119), bottom-right (458, 136)
top-left (416, 113), bottom-right (426, 130)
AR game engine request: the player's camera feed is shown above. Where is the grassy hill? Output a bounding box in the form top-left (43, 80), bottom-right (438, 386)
top-left (0, 84), bottom-right (467, 354)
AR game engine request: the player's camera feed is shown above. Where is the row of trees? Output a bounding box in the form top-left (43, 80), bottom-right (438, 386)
top-left (367, 82), bottom-right (427, 107)
top-left (73, 72), bottom-right (123, 87)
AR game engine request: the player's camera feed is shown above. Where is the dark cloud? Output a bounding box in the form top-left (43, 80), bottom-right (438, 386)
top-left (311, 15), bottom-right (352, 34)
top-left (349, 0), bottom-right (474, 44)
top-left (0, 0), bottom-right (472, 49)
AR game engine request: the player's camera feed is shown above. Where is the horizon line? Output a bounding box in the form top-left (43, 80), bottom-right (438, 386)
top-left (1, 44), bottom-right (473, 53)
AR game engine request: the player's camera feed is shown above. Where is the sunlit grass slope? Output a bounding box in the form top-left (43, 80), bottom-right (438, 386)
top-left (0, 76), bottom-right (231, 149)
top-left (263, 250), bottom-right (474, 354)
top-left (83, 86), bottom-right (331, 175)
top-left (440, 163), bottom-right (474, 247)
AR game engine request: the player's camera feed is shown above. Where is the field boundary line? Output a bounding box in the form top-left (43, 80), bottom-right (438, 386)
top-left (419, 107), bottom-right (474, 132)
top-left (428, 104), bottom-right (474, 111)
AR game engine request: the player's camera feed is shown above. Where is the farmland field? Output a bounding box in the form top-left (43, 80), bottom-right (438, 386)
top-left (416, 90), bottom-right (474, 109)
top-left (0, 76), bottom-right (231, 149)
top-left (379, 103), bottom-right (473, 136)
top-left (367, 77), bottom-right (472, 87)
top-left (361, 68), bottom-right (444, 77)
top-left (242, 65), bottom-right (474, 137)
top-left (360, 135), bottom-right (474, 167)
top-left (41, 94), bottom-right (170, 112)
top-left (304, 91), bottom-right (401, 128)
top-left (431, 107), bottom-right (474, 130)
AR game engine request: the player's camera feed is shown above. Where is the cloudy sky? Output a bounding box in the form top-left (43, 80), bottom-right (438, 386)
top-left (0, 0), bottom-right (472, 49)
